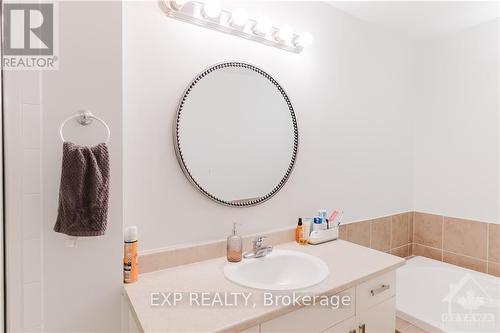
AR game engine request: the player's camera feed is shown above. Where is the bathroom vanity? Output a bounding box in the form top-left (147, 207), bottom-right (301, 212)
top-left (124, 240), bottom-right (404, 333)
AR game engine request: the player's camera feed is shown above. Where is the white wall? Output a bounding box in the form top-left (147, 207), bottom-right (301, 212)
top-left (5, 1), bottom-right (123, 332)
top-left (413, 19), bottom-right (500, 224)
top-left (123, 1), bottom-right (416, 251)
top-left (41, 2), bottom-right (123, 331)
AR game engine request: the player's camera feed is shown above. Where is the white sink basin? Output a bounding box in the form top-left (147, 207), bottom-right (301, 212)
top-left (223, 249), bottom-right (329, 291)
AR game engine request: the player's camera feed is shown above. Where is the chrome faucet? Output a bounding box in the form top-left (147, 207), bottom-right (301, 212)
top-left (243, 236), bottom-right (273, 259)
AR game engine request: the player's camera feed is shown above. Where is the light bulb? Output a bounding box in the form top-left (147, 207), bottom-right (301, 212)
top-left (230, 8), bottom-right (248, 28)
top-left (294, 32), bottom-right (313, 47)
top-left (202, 0), bottom-right (222, 19)
top-left (253, 16), bottom-right (272, 36)
top-left (275, 25), bottom-right (294, 43)
top-left (169, 0), bottom-right (187, 10)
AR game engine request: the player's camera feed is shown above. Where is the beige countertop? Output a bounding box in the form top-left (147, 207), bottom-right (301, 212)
top-left (124, 240), bottom-right (405, 333)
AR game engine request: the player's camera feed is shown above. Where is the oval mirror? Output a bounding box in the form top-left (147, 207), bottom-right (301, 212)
top-left (174, 62), bottom-right (298, 207)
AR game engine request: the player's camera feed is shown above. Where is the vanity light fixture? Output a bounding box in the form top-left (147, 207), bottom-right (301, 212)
top-left (159, 0), bottom-right (312, 53)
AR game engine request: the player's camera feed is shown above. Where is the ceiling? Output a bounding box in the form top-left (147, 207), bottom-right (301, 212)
top-left (327, 1), bottom-right (500, 41)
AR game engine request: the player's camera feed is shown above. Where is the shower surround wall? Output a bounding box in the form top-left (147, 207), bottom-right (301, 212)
top-left (4, 70), bottom-right (43, 332)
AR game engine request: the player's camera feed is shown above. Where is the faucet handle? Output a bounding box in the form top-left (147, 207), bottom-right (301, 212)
top-left (252, 236), bottom-right (267, 249)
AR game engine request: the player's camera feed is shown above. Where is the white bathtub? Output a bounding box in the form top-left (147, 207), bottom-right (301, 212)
top-left (397, 256), bottom-right (499, 333)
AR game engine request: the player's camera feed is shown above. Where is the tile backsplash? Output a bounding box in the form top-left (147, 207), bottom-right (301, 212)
top-left (413, 212), bottom-right (442, 248)
top-left (340, 212), bottom-right (500, 277)
top-left (412, 212), bottom-right (498, 276)
top-left (339, 212), bottom-right (413, 259)
top-left (139, 227), bottom-right (296, 274)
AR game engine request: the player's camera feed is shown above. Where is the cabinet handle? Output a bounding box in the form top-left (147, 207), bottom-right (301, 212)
top-left (359, 323), bottom-right (366, 333)
top-left (370, 284), bottom-right (389, 296)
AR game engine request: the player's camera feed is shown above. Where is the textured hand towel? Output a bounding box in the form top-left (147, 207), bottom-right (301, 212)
top-left (54, 142), bottom-right (110, 237)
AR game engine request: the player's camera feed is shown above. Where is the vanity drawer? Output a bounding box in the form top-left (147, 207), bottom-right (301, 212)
top-left (355, 271), bottom-right (395, 312)
top-left (260, 288), bottom-right (355, 333)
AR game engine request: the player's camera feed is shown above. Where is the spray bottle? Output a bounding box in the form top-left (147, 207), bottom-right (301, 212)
top-left (124, 226), bottom-right (138, 283)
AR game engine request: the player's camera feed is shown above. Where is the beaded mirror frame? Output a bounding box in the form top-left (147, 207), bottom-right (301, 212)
top-left (174, 62), bottom-right (299, 207)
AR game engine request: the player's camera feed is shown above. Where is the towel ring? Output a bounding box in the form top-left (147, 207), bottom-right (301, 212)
top-left (59, 111), bottom-right (111, 143)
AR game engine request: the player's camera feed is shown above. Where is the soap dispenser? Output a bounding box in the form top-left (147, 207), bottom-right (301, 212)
top-left (227, 223), bottom-right (242, 262)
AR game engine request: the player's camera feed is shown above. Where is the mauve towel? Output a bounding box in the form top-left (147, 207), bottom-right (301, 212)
top-left (54, 142), bottom-right (110, 236)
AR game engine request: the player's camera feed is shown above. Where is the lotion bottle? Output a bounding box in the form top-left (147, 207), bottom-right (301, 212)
top-left (227, 223), bottom-right (242, 262)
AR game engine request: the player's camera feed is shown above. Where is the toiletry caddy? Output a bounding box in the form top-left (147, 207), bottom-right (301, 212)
top-left (306, 209), bottom-right (344, 245)
top-left (308, 227), bottom-right (339, 245)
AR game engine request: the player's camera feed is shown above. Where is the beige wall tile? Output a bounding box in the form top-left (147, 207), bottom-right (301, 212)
top-left (392, 213), bottom-right (410, 248)
top-left (242, 228), bottom-right (295, 252)
top-left (408, 212), bottom-right (414, 243)
top-left (371, 217), bottom-right (391, 251)
top-left (346, 220), bottom-right (371, 247)
top-left (443, 217), bottom-right (488, 260)
top-left (391, 245), bottom-right (410, 258)
top-left (339, 224), bottom-right (347, 240)
top-left (443, 252), bottom-right (487, 273)
top-left (487, 262), bottom-right (500, 277)
top-left (488, 223), bottom-right (500, 263)
top-left (412, 243), bottom-right (442, 261)
top-left (139, 227), bottom-right (294, 274)
top-left (139, 241), bottom-right (227, 274)
top-left (414, 212), bottom-right (443, 248)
